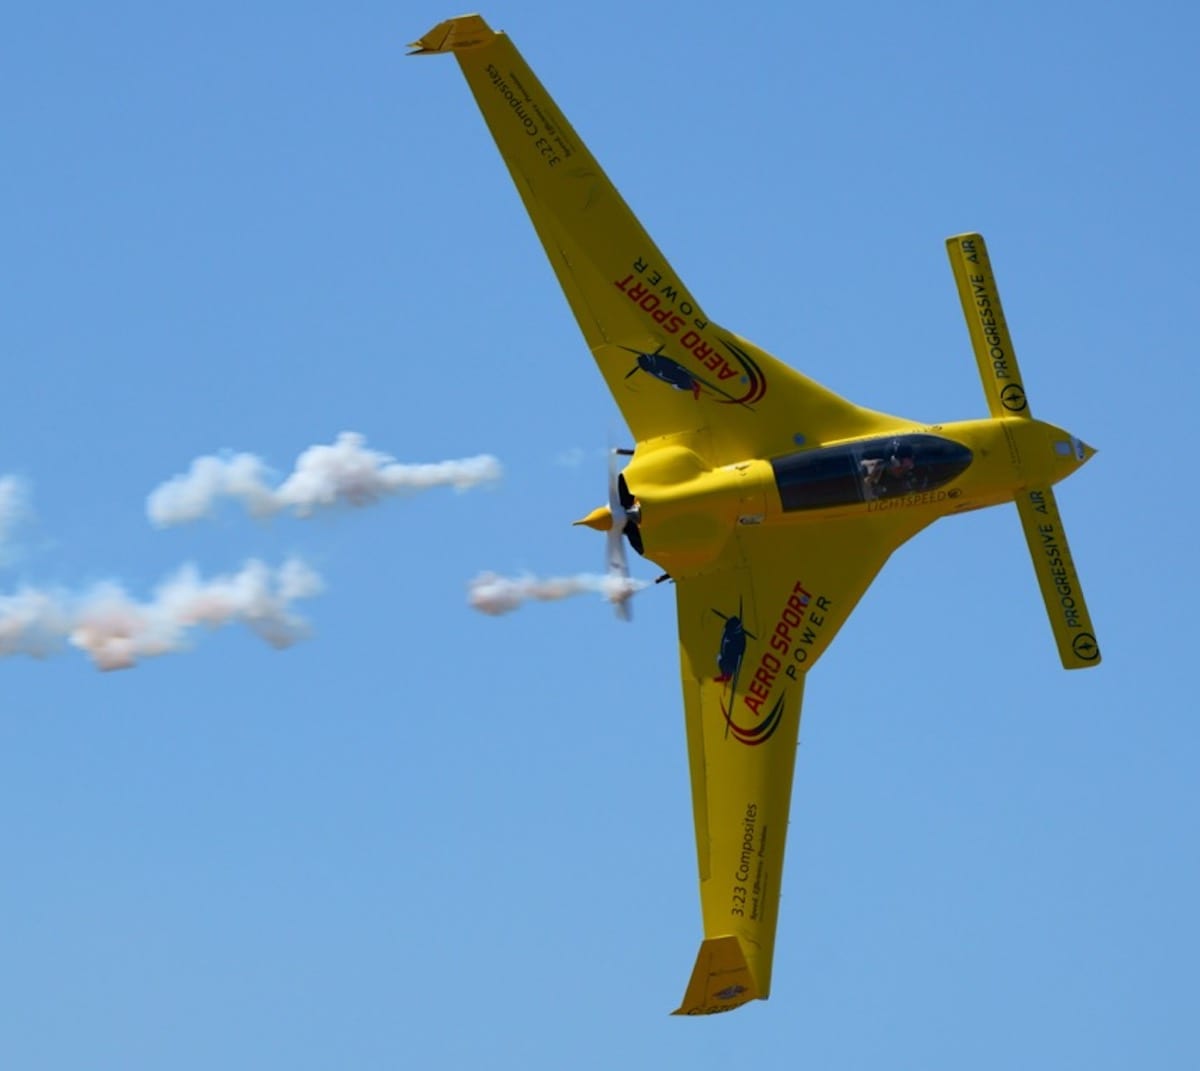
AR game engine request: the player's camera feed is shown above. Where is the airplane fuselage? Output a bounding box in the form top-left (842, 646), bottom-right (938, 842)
top-left (624, 415), bottom-right (1091, 583)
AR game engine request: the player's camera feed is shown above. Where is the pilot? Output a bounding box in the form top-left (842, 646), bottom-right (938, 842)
top-left (862, 442), bottom-right (917, 497)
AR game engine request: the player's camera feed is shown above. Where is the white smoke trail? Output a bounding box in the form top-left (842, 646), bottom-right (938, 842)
top-left (146, 453), bottom-right (278, 524)
top-left (147, 432), bottom-right (502, 526)
top-left (467, 571), bottom-right (647, 616)
top-left (0, 557), bottom-right (323, 670)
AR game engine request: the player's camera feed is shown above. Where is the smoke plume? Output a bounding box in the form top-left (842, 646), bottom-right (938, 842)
top-left (468, 571), bottom-right (647, 616)
top-left (0, 557), bottom-right (323, 670)
top-left (148, 432), bottom-right (502, 526)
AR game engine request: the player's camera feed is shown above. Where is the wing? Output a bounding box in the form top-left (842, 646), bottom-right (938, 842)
top-left (412, 16), bottom-right (900, 464)
top-left (672, 514), bottom-right (924, 1014)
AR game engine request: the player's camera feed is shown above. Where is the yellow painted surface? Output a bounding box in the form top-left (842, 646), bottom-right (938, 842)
top-left (946, 232), bottom-right (1032, 419)
top-left (1016, 486), bottom-right (1101, 668)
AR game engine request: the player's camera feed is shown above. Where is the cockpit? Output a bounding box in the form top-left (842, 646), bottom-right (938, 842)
top-left (770, 433), bottom-right (974, 512)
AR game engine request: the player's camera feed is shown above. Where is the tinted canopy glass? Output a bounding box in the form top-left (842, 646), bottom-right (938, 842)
top-left (771, 434), bottom-right (973, 512)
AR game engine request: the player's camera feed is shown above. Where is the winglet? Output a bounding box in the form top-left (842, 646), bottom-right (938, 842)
top-left (407, 14), bottom-right (496, 55)
top-left (672, 936), bottom-right (760, 1016)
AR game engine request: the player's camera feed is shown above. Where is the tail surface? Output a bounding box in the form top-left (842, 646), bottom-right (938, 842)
top-left (946, 233), bottom-right (1101, 669)
top-left (1014, 485), bottom-right (1101, 668)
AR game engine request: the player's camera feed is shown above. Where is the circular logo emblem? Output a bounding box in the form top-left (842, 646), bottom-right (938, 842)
top-left (1071, 632), bottom-right (1100, 661)
top-left (1000, 383), bottom-right (1028, 412)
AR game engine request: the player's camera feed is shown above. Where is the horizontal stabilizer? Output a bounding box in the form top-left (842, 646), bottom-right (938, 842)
top-left (672, 936), bottom-right (759, 1016)
top-left (946, 233), bottom-right (1032, 419)
top-left (1015, 486), bottom-right (1101, 669)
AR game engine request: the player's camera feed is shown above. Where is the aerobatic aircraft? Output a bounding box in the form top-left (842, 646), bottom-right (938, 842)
top-left (411, 14), bottom-right (1100, 1015)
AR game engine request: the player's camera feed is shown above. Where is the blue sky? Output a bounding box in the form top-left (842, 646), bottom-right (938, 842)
top-left (2, 1), bottom-right (1197, 1067)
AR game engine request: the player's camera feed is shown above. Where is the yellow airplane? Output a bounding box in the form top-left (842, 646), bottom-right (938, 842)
top-left (411, 14), bottom-right (1101, 1015)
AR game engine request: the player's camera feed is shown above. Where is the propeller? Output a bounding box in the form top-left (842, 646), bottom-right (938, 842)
top-left (612, 463), bottom-right (643, 553)
top-left (605, 450), bottom-right (643, 620)
top-left (575, 449), bottom-right (644, 621)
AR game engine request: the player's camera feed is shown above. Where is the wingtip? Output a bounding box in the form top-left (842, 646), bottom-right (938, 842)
top-left (407, 13), bottom-right (495, 55)
top-left (672, 935), bottom-right (760, 1016)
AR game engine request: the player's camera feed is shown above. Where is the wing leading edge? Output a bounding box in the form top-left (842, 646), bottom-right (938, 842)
top-left (411, 15), bottom-right (899, 464)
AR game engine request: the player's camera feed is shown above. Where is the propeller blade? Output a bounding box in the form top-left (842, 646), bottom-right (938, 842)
top-left (624, 519), bottom-right (644, 556)
top-left (606, 450), bottom-right (623, 516)
top-left (606, 526), bottom-right (629, 578)
top-left (606, 526), bottom-right (633, 621)
top-left (617, 472), bottom-right (636, 511)
top-left (599, 447), bottom-right (638, 621)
